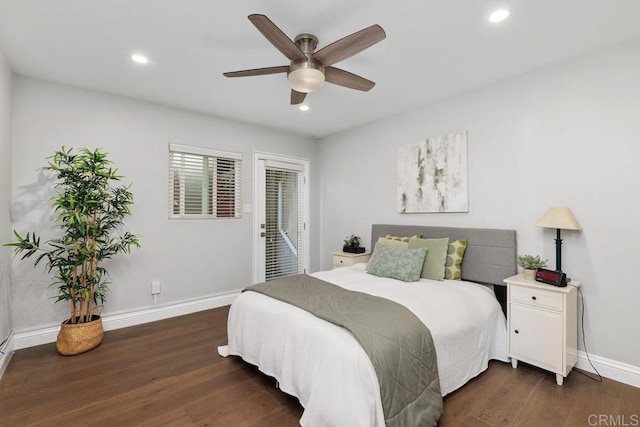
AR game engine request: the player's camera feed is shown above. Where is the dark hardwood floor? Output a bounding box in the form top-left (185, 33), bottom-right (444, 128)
top-left (1, 306), bottom-right (638, 426)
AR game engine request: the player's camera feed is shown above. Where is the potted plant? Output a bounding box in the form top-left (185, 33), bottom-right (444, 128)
top-left (5, 147), bottom-right (140, 355)
top-left (517, 254), bottom-right (547, 280)
top-left (343, 234), bottom-right (364, 254)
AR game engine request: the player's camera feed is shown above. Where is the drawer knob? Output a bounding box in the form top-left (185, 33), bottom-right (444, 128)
top-left (531, 296), bottom-right (537, 301)
top-left (514, 330), bottom-right (519, 334)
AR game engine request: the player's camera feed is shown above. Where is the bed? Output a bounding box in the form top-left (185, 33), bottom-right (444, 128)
top-left (218, 224), bottom-right (517, 426)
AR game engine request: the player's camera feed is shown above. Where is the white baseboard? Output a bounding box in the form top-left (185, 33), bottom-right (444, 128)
top-left (13, 291), bottom-right (240, 351)
top-left (0, 331), bottom-right (15, 380)
top-left (576, 350), bottom-right (640, 388)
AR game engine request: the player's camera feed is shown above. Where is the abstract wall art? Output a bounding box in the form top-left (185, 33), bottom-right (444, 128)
top-left (397, 132), bottom-right (468, 213)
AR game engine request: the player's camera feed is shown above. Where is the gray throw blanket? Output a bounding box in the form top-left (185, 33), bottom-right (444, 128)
top-left (245, 274), bottom-right (443, 427)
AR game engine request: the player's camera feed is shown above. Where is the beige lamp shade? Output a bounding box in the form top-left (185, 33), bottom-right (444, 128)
top-left (536, 207), bottom-right (582, 231)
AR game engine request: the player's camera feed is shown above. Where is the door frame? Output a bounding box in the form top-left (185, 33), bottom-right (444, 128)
top-left (253, 151), bottom-right (310, 283)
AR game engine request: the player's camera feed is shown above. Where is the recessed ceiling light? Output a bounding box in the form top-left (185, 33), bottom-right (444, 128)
top-left (489, 9), bottom-right (510, 23)
top-left (131, 54), bottom-right (149, 64)
top-left (299, 105), bottom-right (310, 111)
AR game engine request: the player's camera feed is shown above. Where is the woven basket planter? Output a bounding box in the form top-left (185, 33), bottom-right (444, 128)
top-left (56, 315), bottom-right (104, 356)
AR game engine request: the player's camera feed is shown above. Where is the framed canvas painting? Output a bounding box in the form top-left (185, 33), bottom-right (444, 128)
top-left (397, 132), bottom-right (468, 213)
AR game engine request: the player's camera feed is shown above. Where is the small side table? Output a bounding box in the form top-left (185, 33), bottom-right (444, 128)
top-left (503, 274), bottom-right (580, 385)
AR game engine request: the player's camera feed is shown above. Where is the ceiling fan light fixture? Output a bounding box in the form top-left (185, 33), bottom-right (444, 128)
top-left (223, 14), bottom-right (386, 104)
top-left (288, 67), bottom-right (325, 93)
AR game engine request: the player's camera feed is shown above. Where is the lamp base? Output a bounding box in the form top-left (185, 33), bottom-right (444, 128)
top-left (554, 228), bottom-right (563, 272)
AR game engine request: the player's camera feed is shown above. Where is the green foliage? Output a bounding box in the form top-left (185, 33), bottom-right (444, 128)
top-left (5, 147), bottom-right (140, 324)
top-left (343, 234), bottom-right (361, 248)
top-left (517, 254), bottom-right (547, 269)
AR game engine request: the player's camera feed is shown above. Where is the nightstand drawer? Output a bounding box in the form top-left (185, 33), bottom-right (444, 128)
top-left (332, 255), bottom-right (352, 268)
top-left (331, 252), bottom-right (371, 269)
top-left (510, 285), bottom-right (563, 311)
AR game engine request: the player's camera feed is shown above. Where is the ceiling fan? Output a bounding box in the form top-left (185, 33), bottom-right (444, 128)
top-left (223, 14), bottom-right (386, 105)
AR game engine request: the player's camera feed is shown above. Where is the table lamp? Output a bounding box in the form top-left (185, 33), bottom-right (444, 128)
top-left (536, 207), bottom-right (581, 272)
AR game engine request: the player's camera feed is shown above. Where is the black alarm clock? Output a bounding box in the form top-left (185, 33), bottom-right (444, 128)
top-left (535, 268), bottom-right (567, 287)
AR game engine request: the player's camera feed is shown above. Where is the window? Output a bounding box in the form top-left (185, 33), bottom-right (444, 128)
top-left (169, 143), bottom-right (242, 219)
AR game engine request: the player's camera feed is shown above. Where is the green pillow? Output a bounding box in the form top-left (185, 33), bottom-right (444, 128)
top-left (445, 239), bottom-right (468, 280)
top-left (408, 237), bottom-right (449, 281)
top-left (376, 237), bottom-right (410, 249)
top-left (367, 245), bottom-right (428, 282)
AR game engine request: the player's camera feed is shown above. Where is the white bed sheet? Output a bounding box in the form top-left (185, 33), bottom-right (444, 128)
top-left (220, 263), bottom-right (508, 427)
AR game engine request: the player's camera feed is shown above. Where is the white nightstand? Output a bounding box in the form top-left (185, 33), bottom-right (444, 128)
top-left (503, 274), bottom-right (580, 386)
top-left (332, 251), bottom-right (371, 269)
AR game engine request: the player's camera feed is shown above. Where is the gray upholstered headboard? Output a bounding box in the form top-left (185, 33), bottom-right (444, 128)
top-left (371, 224), bottom-right (517, 286)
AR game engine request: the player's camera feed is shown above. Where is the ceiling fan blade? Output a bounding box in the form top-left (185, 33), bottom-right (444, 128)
top-left (291, 90), bottom-right (307, 105)
top-left (313, 24), bottom-right (386, 67)
top-left (248, 14), bottom-right (307, 61)
top-left (223, 66), bottom-right (289, 78)
top-left (325, 67), bottom-right (375, 91)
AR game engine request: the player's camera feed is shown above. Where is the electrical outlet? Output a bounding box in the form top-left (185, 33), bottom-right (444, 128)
top-left (151, 281), bottom-right (161, 295)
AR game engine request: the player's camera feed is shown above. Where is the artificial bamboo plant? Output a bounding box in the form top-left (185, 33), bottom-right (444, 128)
top-left (6, 147), bottom-right (140, 324)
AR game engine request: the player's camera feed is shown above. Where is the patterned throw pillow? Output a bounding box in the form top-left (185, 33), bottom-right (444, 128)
top-left (384, 234), bottom-right (422, 243)
top-left (366, 237), bottom-right (410, 271)
top-left (444, 239), bottom-right (468, 280)
top-left (367, 245), bottom-right (428, 282)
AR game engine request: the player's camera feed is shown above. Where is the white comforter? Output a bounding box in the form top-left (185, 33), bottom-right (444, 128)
top-left (219, 264), bottom-right (508, 427)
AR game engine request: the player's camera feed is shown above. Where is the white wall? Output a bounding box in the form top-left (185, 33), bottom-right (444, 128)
top-left (7, 36), bottom-right (640, 372)
top-left (0, 45), bottom-right (13, 344)
top-left (318, 39), bottom-right (640, 368)
top-left (11, 77), bottom-right (318, 332)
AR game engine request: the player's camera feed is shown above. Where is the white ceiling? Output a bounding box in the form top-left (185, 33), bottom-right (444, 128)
top-left (1, 1), bottom-right (640, 138)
